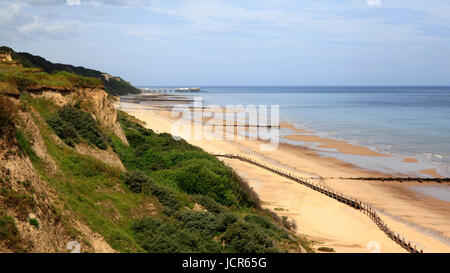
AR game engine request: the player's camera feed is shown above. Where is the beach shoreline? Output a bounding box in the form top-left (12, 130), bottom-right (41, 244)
top-left (118, 94), bottom-right (450, 253)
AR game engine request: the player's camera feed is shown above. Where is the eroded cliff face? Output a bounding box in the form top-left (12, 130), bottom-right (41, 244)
top-left (0, 87), bottom-right (129, 253)
top-left (29, 87), bottom-right (128, 170)
top-left (0, 97), bottom-right (115, 253)
top-left (31, 87), bottom-right (128, 145)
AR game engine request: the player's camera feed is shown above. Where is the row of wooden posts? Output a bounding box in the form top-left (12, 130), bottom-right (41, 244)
top-left (214, 153), bottom-right (423, 253)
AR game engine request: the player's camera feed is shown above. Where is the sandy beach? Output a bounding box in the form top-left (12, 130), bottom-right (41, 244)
top-left (118, 95), bottom-right (450, 253)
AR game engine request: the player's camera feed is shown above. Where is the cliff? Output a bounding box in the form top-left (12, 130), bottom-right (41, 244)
top-left (0, 46), bottom-right (140, 96)
top-left (0, 48), bottom-right (310, 253)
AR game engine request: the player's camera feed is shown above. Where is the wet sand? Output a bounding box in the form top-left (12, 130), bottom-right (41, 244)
top-left (118, 97), bottom-right (450, 253)
top-left (403, 158), bottom-right (419, 163)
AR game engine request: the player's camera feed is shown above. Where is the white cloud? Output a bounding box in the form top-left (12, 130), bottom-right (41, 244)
top-left (366, 0), bottom-right (381, 6)
top-left (0, 4), bottom-right (78, 42)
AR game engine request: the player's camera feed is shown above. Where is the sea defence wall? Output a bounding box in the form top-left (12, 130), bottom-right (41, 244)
top-left (214, 153), bottom-right (423, 253)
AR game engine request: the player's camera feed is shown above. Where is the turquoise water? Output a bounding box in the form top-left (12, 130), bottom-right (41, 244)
top-left (141, 86), bottom-right (450, 176)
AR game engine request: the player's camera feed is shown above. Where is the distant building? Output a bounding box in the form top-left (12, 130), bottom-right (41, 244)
top-left (0, 51), bottom-right (13, 63)
top-left (175, 87), bottom-right (201, 92)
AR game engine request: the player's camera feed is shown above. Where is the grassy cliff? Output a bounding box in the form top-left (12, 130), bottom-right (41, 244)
top-left (0, 50), bottom-right (312, 253)
top-left (0, 46), bottom-right (140, 96)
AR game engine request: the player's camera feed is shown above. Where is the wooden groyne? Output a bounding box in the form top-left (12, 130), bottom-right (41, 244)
top-left (214, 153), bottom-right (423, 253)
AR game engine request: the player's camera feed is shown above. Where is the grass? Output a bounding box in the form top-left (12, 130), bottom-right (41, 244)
top-left (0, 211), bottom-right (22, 251)
top-left (15, 127), bottom-right (40, 163)
top-left (0, 94), bottom-right (16, 138)
top-left (0, 63), bottom-right (103, 93)
top-left (17, 95), bottom-right (312, 253)
top-left (23, 97), bottom-right (152, 252)
top-left (0, 188), bottom-right (36, 221)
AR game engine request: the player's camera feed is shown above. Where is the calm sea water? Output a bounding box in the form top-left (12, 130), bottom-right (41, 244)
top-left (141, 86), bottom-right (450, 176)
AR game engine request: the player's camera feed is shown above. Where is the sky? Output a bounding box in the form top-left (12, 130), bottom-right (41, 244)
top-left (1, 0), bottom-right (450, 86)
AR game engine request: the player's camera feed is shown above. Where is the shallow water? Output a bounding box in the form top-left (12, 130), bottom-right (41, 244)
top-left (410, 185), bottom-right (450, 202)
top-left (139, 86), bottom-right (450, 176)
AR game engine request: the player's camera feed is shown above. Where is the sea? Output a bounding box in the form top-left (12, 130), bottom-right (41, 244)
top-left (138, 86), bottom-right (450, 178)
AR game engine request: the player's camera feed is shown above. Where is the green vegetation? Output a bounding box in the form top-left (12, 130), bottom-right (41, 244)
top-left (0, 188), bottom-right (36, 221)
top-left (22, 97), bottom-right (148, 252)
top-left (0, 94), bottom-right (16, 137)
top-left (1, 46), bottom-right (140, 96)
top-left (115, 111), bottom-right (259, 208)
top-left (12, 95), bottom-right (311, 253)
top-left (0, 211), bottom-right (22, 250)
top-left (113, 111), bottom-right (307, 253)
top-left (47, 105), bottom-right (108, 149)
top-left (28, 218), bottom-right (39, 229)
top-left (123, 170), bottom-right (179, 214)
top-left (132, 216), bottom-right (222, 253)
top-left (318, 247), bottom-right (335, 252)
top-left (223, 221), bottom-right (278, 253)
top-left (15, 127), bottom-right (40, 163)
top-left (0, 63), bottom-right (102, 93)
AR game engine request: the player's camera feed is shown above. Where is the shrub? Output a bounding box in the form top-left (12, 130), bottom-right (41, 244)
top-left (193, 195), bottom-right (225, 214)
top-left (244, 214), bottom-right (289, 241)
top-left (236, 175), bottom-right (261, 209)
top-left (175, 160), bottom-right (237, 206)
top-left (281, 216), bottom-right (297, 231)
top-left (47, 106), bottom-right (107, 149)
top-left (132, 217), bottom-right (221, 253)
top-left (144, 182), bottom-right (179, 212)
top-left (58, 106), bottom-right (107, 149)
top-left (28, 218), bottom-right (39, 229)
top-left (123, 170), bottom-right (179, 211)
top-left (46, 114), bottom-right (79, 147)
top-left (216, 212), bottom-right (238, 232)
top-left (175, 211), bottom-right (220, 235)
top-left (223, 222), bottom-right (279, 253)
top-left (123, 170), bottom-right (149, 193)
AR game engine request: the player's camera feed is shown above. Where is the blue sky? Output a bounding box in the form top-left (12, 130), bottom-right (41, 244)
top-left (1, 0), bottom-right (450, 86)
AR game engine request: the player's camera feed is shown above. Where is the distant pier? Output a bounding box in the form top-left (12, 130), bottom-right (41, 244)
top-left (142, 87), bottom-right (201, 93)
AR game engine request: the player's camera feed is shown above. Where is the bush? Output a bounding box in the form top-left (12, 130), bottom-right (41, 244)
top-left (216, 212), bottom-right (238, 232)
top-left (123, 170), bottom-right (179, 212)
top-left (175, 211), bottom-right (220, 235)
top-left (116, 112), bottom-right (260, 209)
top-left (123, 170), bottom-right (149, 193)
top-left (175, 160), bottom-right (238, 206)
top-left (47, 106), bottom-right (107, 149)
top-left (58, 106), bottom-right (107, 149)
top-left (46, 114), bottom-right (79, 147)
top-left (193, 195), bottom-right (225, 214)
top-left (28, 218), bottom-right (39, 229)
top-left (132, 217), bottom-right (221, 253)
top-left (244, 214), bottom-right (289, 240)
top-left (223, 222), bottom-right (278, 253)
top-left (144, 182), bottom-right (179, 212)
